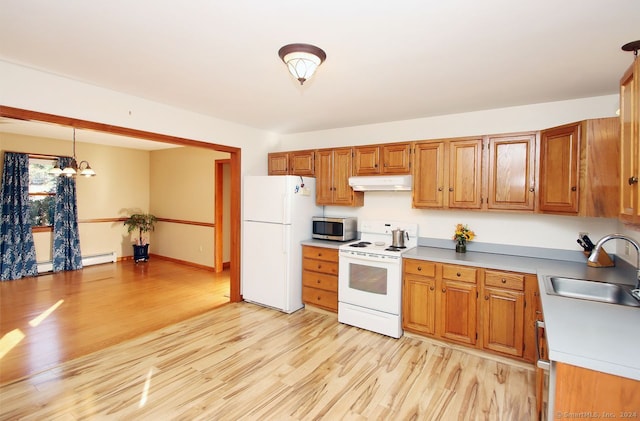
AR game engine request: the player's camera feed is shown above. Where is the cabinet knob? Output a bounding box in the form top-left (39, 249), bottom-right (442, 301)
top-left (317, 264), bottom-right (322, 269)
top-left (429, 286), bottom-right (435, 291)
top-left (449, 187), bottom-right (454, 192)
top-left (501, 278), bottom-right (507, 283)
top-left (442, 288), bottom-right (446, 293)
top-left (484, 295), bottom-right (489, 300)
top-left (571, 186), bottom-right (577, 191)
top-left (316, 279), bottom-right (321, 284)
top-left (417, 266), bottom-right (422, 271)
top-left (629, 176), bottom-right (639, 185)
top-left (529, 187), bottom-right (535, 192)
top-left (456, 272), bottom-right (461, 277)
top-left (438, 187), bottom-right (443, 191)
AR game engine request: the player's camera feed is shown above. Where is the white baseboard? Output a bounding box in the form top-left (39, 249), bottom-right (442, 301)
top-left (37, 251), bottom-right (117, 273)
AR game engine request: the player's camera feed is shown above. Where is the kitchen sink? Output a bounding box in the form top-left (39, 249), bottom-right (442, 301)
top-left (544, 276), bottom-right (640, 307)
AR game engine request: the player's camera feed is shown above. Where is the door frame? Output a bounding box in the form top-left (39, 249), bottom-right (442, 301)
top-left (215, 159), bottom-right (230, 273)
top-left (0, 105), bottom-right (242, 302)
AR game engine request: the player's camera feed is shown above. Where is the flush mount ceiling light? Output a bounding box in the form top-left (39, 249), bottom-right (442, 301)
top-left (278, 43), bottom-right (326, 85)
top-left (49, 128), bottom-right (96, 178)
top-left (622, 40), bottom-right (640, 57)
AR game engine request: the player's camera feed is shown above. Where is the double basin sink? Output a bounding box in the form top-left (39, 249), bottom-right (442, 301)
top-left (545, 276), bottom-right (640, 307)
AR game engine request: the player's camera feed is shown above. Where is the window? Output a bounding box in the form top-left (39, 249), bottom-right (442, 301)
top-left (28, 156), bottom-right (58, 228)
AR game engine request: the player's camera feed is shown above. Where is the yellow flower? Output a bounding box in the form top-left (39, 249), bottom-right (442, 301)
top-left (453, 224), bottom-right (475, 242)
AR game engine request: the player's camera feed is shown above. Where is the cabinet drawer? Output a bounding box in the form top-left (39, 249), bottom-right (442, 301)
top-left (302, 270), bottom-right (338, 292)
top-left (442, 264), bottom-right (477, 283)
top-left (302, 246), bottom-right (339, 262)
top-left (303, 287), bottom-right (338, 311)
top-left (404, 259), bottom-right (436, 277)
top-left (302, 258), bottom-right (339, 275)
top-left (485, 270), bottom-right (524, 291)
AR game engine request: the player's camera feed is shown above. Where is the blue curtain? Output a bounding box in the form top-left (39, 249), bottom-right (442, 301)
top-left (0, 152), bottom-right (38, 281)
top-left (52, 157), bottom-right (82, 272)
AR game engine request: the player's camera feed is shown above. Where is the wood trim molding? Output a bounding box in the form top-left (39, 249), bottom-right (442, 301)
top-left (156, 218), bottom-right (215, 228)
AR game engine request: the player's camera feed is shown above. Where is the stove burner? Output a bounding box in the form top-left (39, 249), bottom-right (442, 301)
top-left (349, 241), bottom-right (371, 248)
top-left (385, 246), bottom-right (406, 252)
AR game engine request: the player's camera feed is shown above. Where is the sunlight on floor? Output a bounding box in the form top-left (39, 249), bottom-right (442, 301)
top-left (29, 299), bottom-right (64, 327)
top-left (139, 366), bottom-right (156, 408)
top-left (0, 329), bottom-right (25, 359)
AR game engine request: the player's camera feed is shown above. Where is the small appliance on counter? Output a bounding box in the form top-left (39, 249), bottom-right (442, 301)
top-left (312, 216), bottom-right (357, 242)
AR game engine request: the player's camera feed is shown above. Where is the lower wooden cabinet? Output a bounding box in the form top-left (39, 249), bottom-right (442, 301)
top-left (403, 260), bottom-right (478, 346)
top-left (301, 245), bottom-right (339, 312)
top-left (403, 258), bottom-right (538, 363)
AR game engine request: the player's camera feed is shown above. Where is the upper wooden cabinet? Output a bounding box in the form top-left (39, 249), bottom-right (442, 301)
top-left (315, 147), bottom-right (364, 206)
top-left (353, 143), bottom-right (411, 175)
top-left (413, 137), bottom-right (483, 209)
top-left (267, 150), bottom-right (315, 176)
top-left (620, 58), bottom-right (640, 224)
top-left (539, 118), bottom-right (619, 217)
top-left (486, 132), bottom-right (536, 211)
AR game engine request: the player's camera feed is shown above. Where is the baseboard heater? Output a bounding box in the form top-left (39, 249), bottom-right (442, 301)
top-left (37, 251), bottom-right (117, 273)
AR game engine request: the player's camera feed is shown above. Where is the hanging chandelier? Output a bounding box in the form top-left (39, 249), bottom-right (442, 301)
top-left (49, 128), bottom-right (96, 177)
top-left (278, 43), bottom-right (326, 85)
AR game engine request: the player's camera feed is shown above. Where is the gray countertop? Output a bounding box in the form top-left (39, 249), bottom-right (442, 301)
top-left (304, 240), bottom-right (640, 381)
top-left (403, 246), bottom-right (640, 381)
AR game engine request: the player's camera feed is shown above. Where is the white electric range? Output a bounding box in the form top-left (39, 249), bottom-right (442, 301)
top-left (338, 220), bottom-right (418, 338)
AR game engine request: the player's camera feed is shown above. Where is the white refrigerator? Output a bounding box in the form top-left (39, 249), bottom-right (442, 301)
top-left (242, 176), bottom-right (320, 313)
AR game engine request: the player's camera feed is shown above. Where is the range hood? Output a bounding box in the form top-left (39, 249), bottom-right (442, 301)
top-left (348, 175), bottom-right (413, 191)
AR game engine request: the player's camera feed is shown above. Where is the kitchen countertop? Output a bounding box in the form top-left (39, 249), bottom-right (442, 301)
top-left (403, 246), bottom-right (640, 381)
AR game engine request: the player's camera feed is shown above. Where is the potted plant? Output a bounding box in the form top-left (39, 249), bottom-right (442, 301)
top-left (123, 213), bottom-right (157, 262)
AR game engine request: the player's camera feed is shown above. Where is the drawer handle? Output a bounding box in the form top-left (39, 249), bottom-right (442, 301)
top-left (316, 279), bottom-right (321, 284)
top-left (417, 266), bottom-right (422, 271)
top-left (456, 272), bottom-right (461, 277)
top-left (317, 265), bottom-right (322, 270)
top-left (317, 253), bottom-right (323, 257)
top-left (501, 278), bottom-right (507, 284)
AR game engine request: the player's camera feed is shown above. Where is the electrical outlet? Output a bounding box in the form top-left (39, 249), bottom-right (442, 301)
top-left (578, 231), bottom-right (589, 239)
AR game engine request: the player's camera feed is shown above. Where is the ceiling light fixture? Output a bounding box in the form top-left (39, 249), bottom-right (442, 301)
top-left (49, 128), bottom-right (96, 178)
top-left (278, 43), bottom-right (326, 85)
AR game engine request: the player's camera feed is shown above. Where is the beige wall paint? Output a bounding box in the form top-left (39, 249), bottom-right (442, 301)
top-left (149, 147), bottom-right (230, 268)
top-left (1, 131), bottom-right (150, 262)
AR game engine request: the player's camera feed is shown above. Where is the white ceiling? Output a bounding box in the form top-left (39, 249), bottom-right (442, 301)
top-left (0, 0), bottom-right (639, 140)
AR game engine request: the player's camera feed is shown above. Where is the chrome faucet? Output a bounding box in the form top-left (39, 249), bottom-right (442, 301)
top-left (588, 234), bottom-right (640, 289)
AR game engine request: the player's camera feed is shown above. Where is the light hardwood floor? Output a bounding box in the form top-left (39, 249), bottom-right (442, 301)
top-left (0, 259), bottom-right (230, 385)
top-left (0, 300), bottom-right (537, 419)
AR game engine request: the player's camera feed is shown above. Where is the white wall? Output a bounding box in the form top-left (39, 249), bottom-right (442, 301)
top-left (0, 60), bottom-right (276, 176)
top-left (278, 95), bottom-right (621, 254)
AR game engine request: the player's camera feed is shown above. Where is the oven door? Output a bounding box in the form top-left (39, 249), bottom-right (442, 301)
top-left (338, 251), bottom-right (402, 315)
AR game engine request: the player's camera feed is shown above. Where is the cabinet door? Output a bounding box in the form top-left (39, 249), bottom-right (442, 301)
top-left (413, 141), bottom-right (446, 208)
top-left (382, 143), bottom-right (411, 174)
top-left (448, 138), bottom-right (483, 209)
top-left (402, 275), bottom-right (437, 335)
top-left (539, 123), bottom-right (580, 214)
top-left (487, 133), bottom-right (536, 211)
top-left (315, 149), bottom-right (334, 205)
top-left (620, 62), bottom-right (638, 222)
top-left (353, 146), bottom-right (380, 175)
top-left (332, 148), bottom-right (356, 205)
top-left (482, 287), bottom-right (525, 357)
top-left (290, 150), bottom-right (315, 176)
top-left (268, 152), bottom-right (289, 175)
top-left (439, 279), bottom-right (477, 345)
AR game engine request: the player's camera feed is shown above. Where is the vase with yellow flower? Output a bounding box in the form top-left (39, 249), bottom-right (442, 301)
top-left (453, 223), bottom-right (475, 253)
